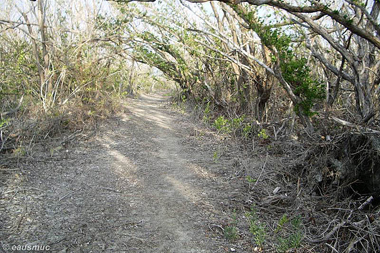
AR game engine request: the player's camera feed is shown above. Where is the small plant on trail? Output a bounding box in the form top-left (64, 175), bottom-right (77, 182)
top-left (181, 94), bottom-right (187, 103)
top-left (0, 118), bottom-right (9, 128)
top-left (171, 102), bottom-right (186, 114)
top-left (246, 206), bottom-right (267, 249)
top-left (13, 145), bottom-right (26, 157)
top-left (224, 225), bottom-right (238, 241)
top-left (275, 214), bottom-right (289, 233)
top-left (224, 211), bottom-right (239, 241)
top-left (213, 150), bottom-right (219, 162)
top-left (276, 215), bottom-right (303, 252)
top-left (246, 175), bottom-right (257, 190)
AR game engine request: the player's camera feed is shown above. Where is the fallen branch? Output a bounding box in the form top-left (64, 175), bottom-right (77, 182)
top-left (330, 116), bottom-right (380, 134)
top-left (308, 221), bottom-right (346, 243)
top-left (358, 196), bottom-right (374, 210)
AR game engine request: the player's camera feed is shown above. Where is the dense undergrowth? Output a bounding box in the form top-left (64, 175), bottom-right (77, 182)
top-left (174, 93), bottom-right (380, 252)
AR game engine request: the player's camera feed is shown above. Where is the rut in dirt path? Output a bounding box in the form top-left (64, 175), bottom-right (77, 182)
top-left (1, 93), bottom-right (243, 253)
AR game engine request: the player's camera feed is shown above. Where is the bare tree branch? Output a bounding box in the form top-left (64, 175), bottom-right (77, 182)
top-left (110, 0), bottom-right (380, 49)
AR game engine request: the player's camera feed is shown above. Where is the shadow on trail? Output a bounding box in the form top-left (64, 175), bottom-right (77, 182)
top-left (96, 93), bottom-right (230, 252)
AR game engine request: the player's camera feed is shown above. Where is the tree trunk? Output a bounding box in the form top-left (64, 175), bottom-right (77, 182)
top-left (127, 59), bottom-right (135, 96)
top-left (255, 78), bottom-right (272, 121)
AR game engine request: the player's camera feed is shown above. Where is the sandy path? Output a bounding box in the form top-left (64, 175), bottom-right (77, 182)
top-left (1, 93), bottom-right (243, 252)
top-left (102, 93), bottom-right (219, 252)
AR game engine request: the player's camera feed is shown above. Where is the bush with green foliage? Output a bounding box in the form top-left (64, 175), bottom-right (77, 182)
top-left (231, 5), bottom-right (325, 117)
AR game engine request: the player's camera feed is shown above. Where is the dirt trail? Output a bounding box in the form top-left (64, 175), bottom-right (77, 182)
top-left (1, 93), bottom-right (247, 252)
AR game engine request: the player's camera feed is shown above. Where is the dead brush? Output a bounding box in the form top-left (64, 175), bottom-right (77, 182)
top-left (304, 198), bottom-right (380, 252)
top-left (238, 129), bottom-right (380, 252)
top-left (0, 92), bottom-right (123, 159)
top-left (281, 131), bottom-right (380, 252)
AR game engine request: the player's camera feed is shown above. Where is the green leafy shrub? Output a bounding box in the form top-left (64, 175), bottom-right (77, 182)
top-left (230, 6), bottom-right (325, 117)
top-left (211, 114), bottom-right (252, 136)
top-left (258, 129), bottom-right (269, 140)
top-left (276, 215), bottom-right (303, 252)
top-left (213, 115), bottom-right (230, 133)
top-left (243, 123), bottom-right (252, 138)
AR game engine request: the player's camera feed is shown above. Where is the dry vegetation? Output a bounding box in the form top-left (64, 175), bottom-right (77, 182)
top-left (179, 93), bottom-right (380, 252)
top-left (1, 0), bottom-right (380, 252)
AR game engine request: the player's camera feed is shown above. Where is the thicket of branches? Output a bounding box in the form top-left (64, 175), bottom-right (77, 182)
top-left (108, 0), bottom-right (380, 131)
top-left (3, 0), bottom-right (378, 148)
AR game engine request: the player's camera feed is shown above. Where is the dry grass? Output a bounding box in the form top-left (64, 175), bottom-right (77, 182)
top-left (0, 92), bottom-right (124, 159)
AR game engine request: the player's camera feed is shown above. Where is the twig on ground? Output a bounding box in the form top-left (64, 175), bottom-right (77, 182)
top-left (99, 187), bottom-right (121, 193)
top-left (208, 224), bottom-right (224, 235)
top-left (58, 192), bottom-right (73, 201)
top-left (12, 205), bottom-right (27, 233)
top-left (308, 221), bottom-right (346, 243)
top-left (358, 196), bottom-right (374, 210)
top-left (325, 243), bottom-right (339, 253)
top-left (251, 154), bottom-right (268, 191)
top-left (0, 167), bottom-right (20, 171)
top-left (117, 233), bottom-right (146, 242)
